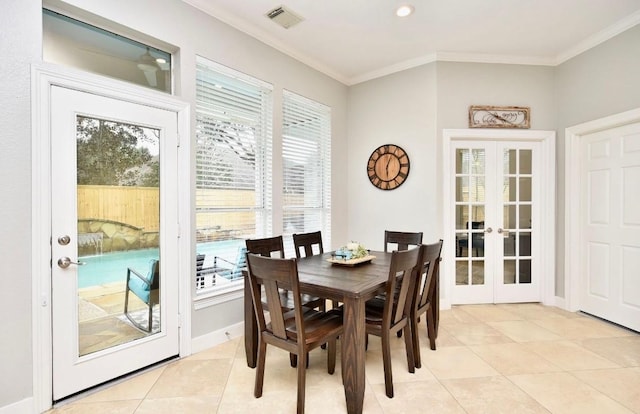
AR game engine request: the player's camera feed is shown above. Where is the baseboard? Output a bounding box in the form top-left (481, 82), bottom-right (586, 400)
top-left (190, 321), bottom-right (244, 355)
top-left (0, 397), bottom-right (34, 414)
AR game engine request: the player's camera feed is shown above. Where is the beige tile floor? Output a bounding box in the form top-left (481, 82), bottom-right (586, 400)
top-left (48, 303), bottom-right (640, 414)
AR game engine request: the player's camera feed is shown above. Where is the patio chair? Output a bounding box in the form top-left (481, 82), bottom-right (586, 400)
top-left (212, 246), bottom-right (248, 281)
top-left (196, 253), bottom-right (217, 288)
top-left (124, 259), bottom-right (159, 333)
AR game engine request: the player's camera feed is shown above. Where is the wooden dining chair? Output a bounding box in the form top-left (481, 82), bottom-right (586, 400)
top-left (411, 240), bottom-right (443, 368)
top-left (245, 236), bottom-right (325, 310)
top-left (246, 253), bottom-right (343, 414)
top-left (246, 235), bottom-right (327, 362)
top-left (364, 247), bottom-right (421, 398)
top-left (292, 231), bottom-right (324, 259)
top-left (384, 230), bottom-right (423, 252)
top-left (292, 231), bottom-right (335, 310)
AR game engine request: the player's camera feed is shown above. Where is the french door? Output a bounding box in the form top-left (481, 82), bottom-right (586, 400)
top-left (447, 137), bottom-right (543, 304)
top-left (50, 86), bottom-right (179, 400)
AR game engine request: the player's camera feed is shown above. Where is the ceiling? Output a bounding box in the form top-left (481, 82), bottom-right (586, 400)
top-left (184, 0), bottom-right (640, 85)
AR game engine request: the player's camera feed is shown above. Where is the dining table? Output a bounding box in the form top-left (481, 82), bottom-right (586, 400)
top-left (243, 250), bottom-right (440, 414)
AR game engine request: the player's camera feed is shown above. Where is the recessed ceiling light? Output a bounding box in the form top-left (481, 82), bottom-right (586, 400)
top-left (396, 4), bottom-right (414, 17)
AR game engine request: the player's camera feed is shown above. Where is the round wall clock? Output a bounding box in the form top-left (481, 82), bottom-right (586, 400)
top-left (366, 144), bottom-right (410, 190)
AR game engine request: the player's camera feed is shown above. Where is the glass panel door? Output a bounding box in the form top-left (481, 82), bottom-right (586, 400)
top-left (495, 142), bottom-right (540, 303)
top-left (76, 116), bottom-right (161, 355)
top-left (451, 140), bottom-right (540, 304)
top-left (453, 144), bottom-right (496, 303)
top-left (51, 86), bottom-right (179, 400)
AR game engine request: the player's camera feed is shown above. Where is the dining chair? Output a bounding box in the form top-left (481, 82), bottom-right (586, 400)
top-left (246, 235), bottom-right (327, 362)
top-left (292, 231), bottom-right (324, 259)
top-left (292, 231), bottom-right (336, 309)
top-left (246, 253), bottom-right (343, 414)
top-left (411, 240), bottom-right (443, 368)
top-left (245, 236), bottom-right (325, 311)
top-left (245, 235), bottom-right (286, 258)
top-left (364, 247), bottom-right (421, 398)
top-left (383, 230), bottom-right (423, 337)
top-left (384, 230), bottom-right (423, 252)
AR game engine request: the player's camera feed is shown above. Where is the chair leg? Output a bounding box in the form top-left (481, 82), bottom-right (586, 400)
top-left (327, 339), bottom-right (336, 375)
top-left (297, 351), bottom-right (307, 414)
top-left (254, 340), bottom-right (267, 398)
top-left (146, 305), bottom-right (153, 333)
top-left (426, 307), bottom-right (437, 351)
top-left (403, 324), bottom-right (415, 374)
top-left (381, 333), bottom-right (394, 398)
top-left (411, 313), bottom-right (422, 369)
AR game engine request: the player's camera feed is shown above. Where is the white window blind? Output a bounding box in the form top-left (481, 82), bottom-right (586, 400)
top-left (282, 90), bottom-right (331, 256)
top-left (195, 56), bottom-right (273, 292)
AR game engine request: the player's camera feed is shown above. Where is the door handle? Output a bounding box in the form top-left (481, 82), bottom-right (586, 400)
top-left (57, 257), bottom-right (86, 269)
top-left (484, 227), bottom-right (493, 233)
top-left (497, 228), bottom-right (503, 234)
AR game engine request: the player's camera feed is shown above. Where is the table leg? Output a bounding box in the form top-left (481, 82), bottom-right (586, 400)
top-left (244, 274), bottom-right (257, 368)
top-left (341, 296), bottom-right (365, 414)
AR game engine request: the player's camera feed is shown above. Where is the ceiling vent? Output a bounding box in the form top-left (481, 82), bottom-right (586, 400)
top-left (265, 5), bottom-right (304, 29)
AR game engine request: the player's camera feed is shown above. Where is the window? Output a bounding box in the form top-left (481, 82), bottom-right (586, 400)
top-left (282, 90), bottom-right (331, 255)
top-left (195, 56), bottom-right (273, 294)
top-left (43, 9), bottom-right (172, 93)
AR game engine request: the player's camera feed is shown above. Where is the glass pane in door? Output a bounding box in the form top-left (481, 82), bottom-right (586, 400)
top-left (455, 148), bottom-right (486, 285)
top-left (76, 116), bottom-right (161, 356)
top-left (502, 148), bottom-right (533, 285)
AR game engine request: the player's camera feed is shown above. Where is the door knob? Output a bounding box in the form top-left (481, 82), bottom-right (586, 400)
top-left (497, 228), bottom-right (504, 234)
top-left (57, 257), bottom-right (86, 269)
top-left (485, 227), bottom-right (493, 233)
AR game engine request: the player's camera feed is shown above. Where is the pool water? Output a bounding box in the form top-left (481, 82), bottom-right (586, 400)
top-left (78, 249), bottom-right (159, 288)
top-left (77, 239), bottom-right (246, 288)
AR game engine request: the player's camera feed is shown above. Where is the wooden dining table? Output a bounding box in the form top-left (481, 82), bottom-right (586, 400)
top-left (244, 250), bottom-right (394, 414)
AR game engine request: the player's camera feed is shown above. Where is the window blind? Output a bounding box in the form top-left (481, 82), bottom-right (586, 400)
top-left (195, 56), bottom-right (273, 292)
top-left (282, 90), bottom-right (331, 256)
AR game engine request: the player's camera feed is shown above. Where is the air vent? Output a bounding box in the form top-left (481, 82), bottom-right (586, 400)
top-left (265, 5), bottom-right (304, 29)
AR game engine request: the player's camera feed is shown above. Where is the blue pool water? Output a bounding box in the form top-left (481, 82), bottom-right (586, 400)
top-left (78, 248), bottom-right (159, 288)
top-left (77, 239), bottom-right (246, 288)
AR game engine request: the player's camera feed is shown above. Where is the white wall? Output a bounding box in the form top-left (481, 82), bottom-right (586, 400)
top-left (347, 64), bottom-right (438, 250)
top-left (0, 1), bottom-right (41, 410)
top-left (554, 24), bottom-right (640, 297)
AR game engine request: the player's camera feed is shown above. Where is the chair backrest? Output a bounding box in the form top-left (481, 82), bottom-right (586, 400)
top-left (245, 253), bottom-right (305, 344)
top-left (414, 240), bottom-right (443, 313)
top-left (292, 231), bottom-right (324, 258)
top-left (382, 248), bottom-right (421, 329)
top-left (245, 236), bottom-right (285, 258)
top-left (148, 259), bottom-right (160, 290)
top-left (384, 230), bottom-right (423, 252)
top-left (231, 247), bottom-right (248, 279)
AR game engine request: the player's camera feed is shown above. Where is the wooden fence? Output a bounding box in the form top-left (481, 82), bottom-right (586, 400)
top-left (78, 186), bottom-right (259, 238)
top-left (78, 185), bottom-right (159, 232)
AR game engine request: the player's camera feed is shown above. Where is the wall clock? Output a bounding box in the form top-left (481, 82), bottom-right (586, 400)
top-left (469, 105), bottom-right (530, 129)
top-left (367, 144), bottom-right (410, 190)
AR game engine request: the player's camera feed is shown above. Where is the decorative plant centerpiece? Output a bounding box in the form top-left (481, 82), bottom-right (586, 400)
top-left (335, 242), bottom-right (369, 260)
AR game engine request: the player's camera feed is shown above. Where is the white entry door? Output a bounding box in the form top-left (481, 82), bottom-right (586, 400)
top-left (580, 122), bottom-right (640, 332)
top-left (448, 138), bottom-right (543, 304)
top-left (50, 85), bottom-right (179, 400)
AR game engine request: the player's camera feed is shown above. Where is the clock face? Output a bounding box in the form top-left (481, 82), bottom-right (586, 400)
top-left (367, 144), bottom-right (410, 190)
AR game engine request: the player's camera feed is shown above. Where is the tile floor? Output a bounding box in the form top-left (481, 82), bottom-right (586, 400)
top-left (48, 303), bottom-right (640, 413)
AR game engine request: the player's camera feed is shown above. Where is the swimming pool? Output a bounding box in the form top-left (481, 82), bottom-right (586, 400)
top-left (78, 239), bottom-right (246, 288)
top-left (78, 248), bottom-right (159, 288)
